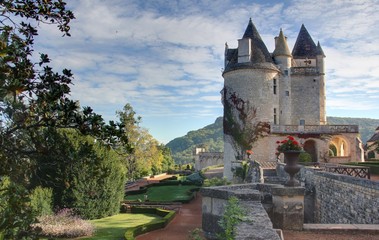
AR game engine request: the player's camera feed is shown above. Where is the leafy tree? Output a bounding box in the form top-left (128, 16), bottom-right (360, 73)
top-left (0, 1), bottom-right (129, 236)
top-left (117, 104), bottom-right (172, 179)
top-left (30, 129), bottom-right (126, 219)
top-left (0, 0), bottom-right (128, 182)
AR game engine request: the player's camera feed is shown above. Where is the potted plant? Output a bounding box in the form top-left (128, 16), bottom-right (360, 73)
top-left (276, 136), bottom-right (303, 187)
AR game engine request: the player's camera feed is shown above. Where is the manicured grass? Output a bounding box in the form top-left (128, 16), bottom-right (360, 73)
top-left (125, 185), bottom-right (197, 202)
top-left (80, 213), bottom-right (162, 240)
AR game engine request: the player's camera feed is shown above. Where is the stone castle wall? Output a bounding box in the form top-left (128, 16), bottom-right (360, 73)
top-left (303, 168), bottom-right (379, 224)
top-left (290, 71), bottom-right (323, 125)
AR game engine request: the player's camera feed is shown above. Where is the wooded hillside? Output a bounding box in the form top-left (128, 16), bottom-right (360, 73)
top-left (166, 116), bottom-right (379, 164)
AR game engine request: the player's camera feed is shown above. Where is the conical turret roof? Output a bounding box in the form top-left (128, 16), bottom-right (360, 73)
top-left (273, 29), bottom-right (292, 57)
top-left (292, 24), bottom-right (318, 58)
top-left (242, 18), bottom-right (273, 64)
top-left (316, 41), bottom-right (326, 57)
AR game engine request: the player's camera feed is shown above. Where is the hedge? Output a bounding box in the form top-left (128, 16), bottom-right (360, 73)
top-left (124, 208), bottom-right (175, 240)
top-left (125, 187), bottom-right (148, 195)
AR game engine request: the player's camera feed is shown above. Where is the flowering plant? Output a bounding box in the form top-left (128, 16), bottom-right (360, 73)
top-left (276, 136), bottom-right (302, 153)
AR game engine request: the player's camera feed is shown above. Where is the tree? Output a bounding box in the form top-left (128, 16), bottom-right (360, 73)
top-left (0, 1), bottom-right (129, 237)
top-left (117, 104), bottom-right (171, 179)
top-left (0, 0), bottom-right (128, 182)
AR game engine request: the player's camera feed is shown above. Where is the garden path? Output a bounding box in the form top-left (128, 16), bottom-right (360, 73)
top-left (135, 192), bottom-right (202, 240)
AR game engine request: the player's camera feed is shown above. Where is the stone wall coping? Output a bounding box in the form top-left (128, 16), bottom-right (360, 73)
top-left (271, 186), bottom-right (305, 196)
top-left (313, 169), bottom-right (379, 190)
top-left (200, 184), bottom-right (261, 201)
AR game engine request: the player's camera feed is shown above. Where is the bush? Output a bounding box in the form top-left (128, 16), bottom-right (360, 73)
top-left (30, 129), bottom-right (126, 220)
top-left (299, 152), bottom-right (312, 163)
top-left (203, 177), bottom-right (231, 187)
top-left (31, 208), bottom-right (94, 238)
top-left (0, 177), bottom-right (37, 239)
top-left (30, 186), bottom-right (53, 217)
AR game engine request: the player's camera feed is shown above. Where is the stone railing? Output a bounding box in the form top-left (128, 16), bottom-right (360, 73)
top-left (323, 164), bottom-right (370, 179)
top-left (271, 124), bottom-right (359, 134)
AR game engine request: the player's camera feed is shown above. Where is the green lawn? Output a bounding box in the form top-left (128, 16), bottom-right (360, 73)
top-left (125, 185), bottom-right (197, 202)
top-left (80, 213), bottom-right (162, 240)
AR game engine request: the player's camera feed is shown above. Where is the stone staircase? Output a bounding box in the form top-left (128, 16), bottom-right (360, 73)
top-left (263, 168), bottom-right (284, 184)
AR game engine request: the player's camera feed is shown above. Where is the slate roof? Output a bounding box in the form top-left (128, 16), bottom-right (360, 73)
top-left (292, 24), bottom-right (318, 58)
top-left (224, 19), bottom-right (276, 73)
top-left (242, 18), bottom-right (273, 64)
top-left (316, 41), bottom-right (326, 57)
top-left (272, 29), bottom-right (292, 57)
top-left (367, 126), bottom-right (379, 142)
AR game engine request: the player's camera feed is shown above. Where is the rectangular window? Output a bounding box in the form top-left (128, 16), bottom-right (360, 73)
top-left (274, 108), bottom-right (277, 125)
top-left (285, 91), bottom-right (289, 96)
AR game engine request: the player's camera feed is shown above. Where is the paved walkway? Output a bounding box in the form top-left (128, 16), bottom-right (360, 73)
top-left (136, 193), bottom-right (202, 240)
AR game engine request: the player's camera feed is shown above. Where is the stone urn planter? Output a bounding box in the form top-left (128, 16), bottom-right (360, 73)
top-left (283, 151), bottom-right (302, 187)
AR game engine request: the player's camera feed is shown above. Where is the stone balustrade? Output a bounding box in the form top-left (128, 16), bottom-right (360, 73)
top-left (271, 124), bottom-right (359, 134)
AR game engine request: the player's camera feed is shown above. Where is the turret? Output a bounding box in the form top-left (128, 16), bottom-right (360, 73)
top-left (273, 29), bottom-right (292, 125)
top-left (273, 29), bottom-right (292, 69)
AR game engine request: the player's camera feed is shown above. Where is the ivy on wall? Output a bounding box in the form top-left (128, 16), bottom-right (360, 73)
top-left (222, 86), bottom-right (270, 159)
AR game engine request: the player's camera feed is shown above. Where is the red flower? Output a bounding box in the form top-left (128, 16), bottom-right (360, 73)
top-left (246, 150), bottom-right (253, 155)
top-left (276, 136), bottom-right (303, 152)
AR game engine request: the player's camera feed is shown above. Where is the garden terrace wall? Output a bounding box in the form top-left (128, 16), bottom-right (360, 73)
top-left (303, 168), bottom-right (379, 224)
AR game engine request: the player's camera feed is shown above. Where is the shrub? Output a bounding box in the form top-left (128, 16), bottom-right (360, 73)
top-left (299, 152), bottom-right (312, 163)
top-left (218, 196), bottom-right (245, 240)
top-left (31, 208), bottom-right (94, 238)
top-left (30, 187), bottom-right (53, 217)
top-left (203, 177), bottom-right (231, 187)
top-left (0, 177), bottom-right (37, 239)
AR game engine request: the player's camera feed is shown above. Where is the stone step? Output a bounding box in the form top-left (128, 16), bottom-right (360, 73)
top-left (263, 169), bottom-right (277, 177)
top-left (264, 176), bottom-right (284, 184)
top-left (303, 224), bottom-right (379, 233)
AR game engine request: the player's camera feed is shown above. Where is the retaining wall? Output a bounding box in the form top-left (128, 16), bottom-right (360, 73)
top-left (277, 164), bottom-right (379, 224)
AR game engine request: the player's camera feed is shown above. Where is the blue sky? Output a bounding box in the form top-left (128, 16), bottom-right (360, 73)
top-left (35, 0), bottom-right (379, 143)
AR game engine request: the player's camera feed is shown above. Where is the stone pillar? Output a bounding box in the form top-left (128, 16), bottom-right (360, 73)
top-left (271, 186), bottom-right (305, 230)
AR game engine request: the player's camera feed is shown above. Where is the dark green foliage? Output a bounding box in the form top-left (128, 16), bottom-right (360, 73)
top-left (29, 186), bottom-right (53, 217)
top-left (30, 129), bottom-right (126, 220)
top-left (299, 152), bottom-right (312, 163)
top-left (203, 177), bottom-right (231, 187)
top-left (0, 177), bottom-right (38, 240)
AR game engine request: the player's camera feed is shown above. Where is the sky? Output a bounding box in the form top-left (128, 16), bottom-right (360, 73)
top-left (34, 0), bottom-right (379, 144)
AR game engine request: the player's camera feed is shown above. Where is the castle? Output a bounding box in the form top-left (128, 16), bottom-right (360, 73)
top-left (222, 19), bottom-right (363, 179)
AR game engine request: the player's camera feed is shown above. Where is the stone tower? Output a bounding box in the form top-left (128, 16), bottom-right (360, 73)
top-left (222, 19), bottom-right (362, 180)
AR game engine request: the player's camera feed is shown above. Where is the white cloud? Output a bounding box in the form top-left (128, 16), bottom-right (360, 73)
top-left (30, 0), bottom-right (379, 143)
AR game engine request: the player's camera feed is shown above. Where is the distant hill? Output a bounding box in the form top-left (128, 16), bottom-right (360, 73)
top-left (166, 116), bottom-right (379, 164)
